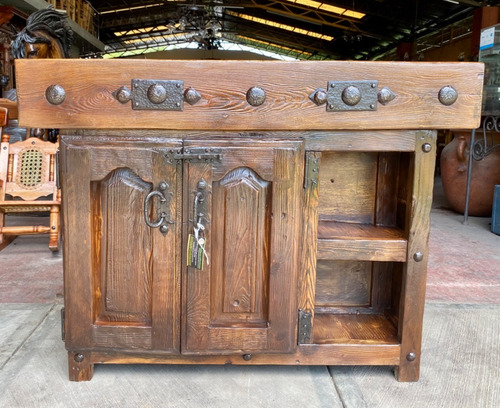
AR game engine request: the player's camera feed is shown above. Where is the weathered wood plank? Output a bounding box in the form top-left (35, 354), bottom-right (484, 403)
top-left (315, 261), bottom-right (372, 308)
top-left (317, 238), bottom-right (407, 262)
top-left (395, 130), bottom-right (437, 382)
top-left (318, 152), bottom-right (378, 223)
top-left (60, 138), bottom-right (93, 349)
top-left (298, 152), bottom-right (321, 343)
top-left (317, 221), bottom-right (407, 262)
top-left (16, 60), bottom-right (483, 130)
top-left (312, 313), bottom-right (399, 345)
top-left (90, 343), bottom-right (401, 366)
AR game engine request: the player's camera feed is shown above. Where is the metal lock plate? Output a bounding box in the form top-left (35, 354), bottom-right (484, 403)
top-left (326, 80), bottom-right (378, 112)
top-left (132, 79), bottom-right (184, 111)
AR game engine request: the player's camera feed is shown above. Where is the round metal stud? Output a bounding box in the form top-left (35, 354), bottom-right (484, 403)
top-left (406, 352), bottom-right (417, 362)
top-left (115, 86), bottom-right (131, 104)
top-left (160, 225), bottom-right (169, 234)
top-left (377, 86), bottom-right (396, 105)
top-left (341, 85), bottom-right (362, 106)
top-left (45, 84), bottom-right (66, 105)
top-left (197, 179), bottom-right (207, 190)
top-left (310, 89), bottom-right (327, 106)
top-left (147, 84), bottom-right (167, 104)
top-left (422, 143), bottom-right (432, 153)
top-left (246, 86), bottom-right (266, 106)
top-left (438, 86), bottom-right (458, 106)
top-left (242, 354), bottom-right (253, 361)
top-left (184, 87), bottom-right (202, 105)
top-left (74, 353), bottom-right (84, 363)
top-left (413, 252), bottom-right (424, 262)
top-left (159, 181), bottom-right (168, 191)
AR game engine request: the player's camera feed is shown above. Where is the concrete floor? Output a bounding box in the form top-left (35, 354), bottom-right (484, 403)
top-left (0, 178), bottom-right (499, 408)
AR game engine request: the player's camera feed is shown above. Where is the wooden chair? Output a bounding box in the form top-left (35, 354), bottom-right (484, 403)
top-left (0, 133), bottom-right (61, 251)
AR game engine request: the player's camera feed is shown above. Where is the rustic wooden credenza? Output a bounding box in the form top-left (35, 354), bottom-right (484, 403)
top-left (15, 60), bottom-right (483, 382)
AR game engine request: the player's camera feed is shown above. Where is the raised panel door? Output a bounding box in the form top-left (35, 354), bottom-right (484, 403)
top-left (61, 136), bottom-right (182, 353)
top-left (182, 139), bottom-right (303, 354)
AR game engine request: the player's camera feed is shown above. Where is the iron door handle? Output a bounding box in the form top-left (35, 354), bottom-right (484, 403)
top-left (144, 181), bottom-right (174, 234)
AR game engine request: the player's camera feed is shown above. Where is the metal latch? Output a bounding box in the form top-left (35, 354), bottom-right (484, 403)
top-left (165, 148), bottom-right (223, 164)
top-left (113, 80), bottom-right (201, 111)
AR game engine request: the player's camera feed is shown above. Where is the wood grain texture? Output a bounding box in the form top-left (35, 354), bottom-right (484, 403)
top-left (74, 129), bottom-right (416, 152)
top-left (317, 221), bottom-right (407, 262)
top-left (298, 152), bottom-right (321, 343)
top-left (92, 168), bottom-right (153, 324)
top-left (62, 135), bottom-right (181, 353)
top-left (183, 139), bottom-right (302, 354)
top-left (312, 313), bottom-right (399, 345)
top-left (0, 99), bottom-right (18, 121)
top-left (15, 60), bottom-right (483, 130)
top-left (151, 147), bottom-right (182, 352)
top-left (61, 140), bottom-right (93, 349)
top-left (304, 130), bottom-right (416, 152)
top-left (395, 130), bottom-right (437, 382)
top-left (318, 152), bottom-right (378, 223)
top-left (375, 152), bottom-right (401, 227)
top-left (211, 168), bottom-right (270, 322)
top-left (67, 351), bottom-right (94, 382)
top-left (315, 261), bottom-right (372, 308)
top-left (88, 342), bottom-right (401, 366)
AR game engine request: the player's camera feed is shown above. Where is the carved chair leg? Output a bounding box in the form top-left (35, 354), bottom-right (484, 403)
top-left (49, 205), bottom-right (60, 252)
top-left (68, 351), bottom-right (94, 381)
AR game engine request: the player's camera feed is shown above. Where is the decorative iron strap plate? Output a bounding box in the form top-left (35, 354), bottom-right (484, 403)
top-left (326, 80), bottom-right (378, 112)
top-left (131, 79), bottom-right (184, 111)
top-left (165, 147), bottom-right (223, 164)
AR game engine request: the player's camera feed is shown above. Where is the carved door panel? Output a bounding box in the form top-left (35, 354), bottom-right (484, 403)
top-left (182, 139), bottom-right (303, 354)
top-left (62, 137), bottom-right (182, 353)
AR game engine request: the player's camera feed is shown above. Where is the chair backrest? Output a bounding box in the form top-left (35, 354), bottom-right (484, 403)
top-left (0, 99), bottom-right (18, 120)
top-left (0, 135), bottom-right (59, 202)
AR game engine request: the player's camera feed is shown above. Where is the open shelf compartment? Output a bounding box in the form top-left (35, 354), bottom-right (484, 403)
top-left (312, 150), bottom-right (410, 346)
top-left (312, 313), bottom-right (399, 345)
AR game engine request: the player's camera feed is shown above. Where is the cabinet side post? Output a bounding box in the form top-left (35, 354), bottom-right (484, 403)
top-left (68, 351), bottom-right (94, 381)
top-left (298, 152), bottom-right (321, 344)
top-left (395, 130), bottom-right (437, 382)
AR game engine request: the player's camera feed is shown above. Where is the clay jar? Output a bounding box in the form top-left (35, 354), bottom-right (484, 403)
top-left (440, 130), bottom-right (500, 216)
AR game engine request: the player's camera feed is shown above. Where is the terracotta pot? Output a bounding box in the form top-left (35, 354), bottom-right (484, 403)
top-left (440, 130), bottom-right (500, 216)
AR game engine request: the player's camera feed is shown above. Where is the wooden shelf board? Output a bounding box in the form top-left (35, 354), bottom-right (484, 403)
top-left (312, 313), bottom-right (399, 345)
top-left (317, 221), bottom-right (407, 262)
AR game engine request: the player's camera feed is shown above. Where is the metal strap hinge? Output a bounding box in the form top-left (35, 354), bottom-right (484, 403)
top-left (298, 309), bottom-right (312, 344)
top-left (304, 152), bottom-right (320, 189)
top-left (61, 307), bottom-right (65, 341)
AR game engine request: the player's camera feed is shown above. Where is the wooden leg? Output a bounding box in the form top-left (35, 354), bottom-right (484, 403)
top-left (68, 351), bottom-right (94, 381)
top-left (0, 211), bottom-right (4, 245)
top-left (49, 205), bottom-right (60, 252)
top-left (395, 131), bottom-right (437, 383)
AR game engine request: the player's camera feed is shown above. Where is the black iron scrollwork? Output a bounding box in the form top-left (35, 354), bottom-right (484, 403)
top-left (464, 115), bottom-right (500, 223)
top-left (474, 116), bottom-right (500, 161)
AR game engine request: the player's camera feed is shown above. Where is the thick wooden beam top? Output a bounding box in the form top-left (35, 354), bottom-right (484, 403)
top-left (15, 59), bottom-right (483, 130)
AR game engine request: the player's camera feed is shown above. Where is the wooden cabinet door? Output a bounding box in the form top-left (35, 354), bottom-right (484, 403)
top-left (182, 139), bottom-right (303, 354)
top-left (61, 136), bottom-right (182, 353)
